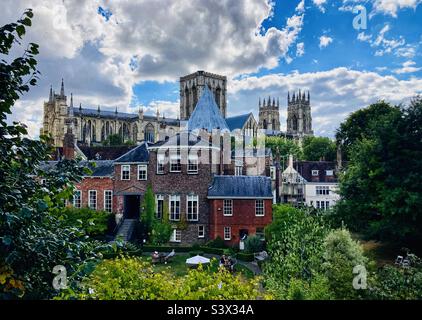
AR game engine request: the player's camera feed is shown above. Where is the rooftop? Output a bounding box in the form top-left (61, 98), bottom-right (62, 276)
top-left (226, 113), bottom-right (253, 131)
top-left (208, 175), bottom-right (272, 199)
top-left (114, 142), bottom-right (150, 163)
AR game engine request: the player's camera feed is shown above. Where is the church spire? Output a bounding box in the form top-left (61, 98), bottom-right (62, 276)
top-left (68, 93), bottom-right (74, 117)
top-left (49, 85), bottom-right (53, 102)
top-left (287, 91), bottom-right (290, 103)
top-left (60, 78), bottom-right (65, 97)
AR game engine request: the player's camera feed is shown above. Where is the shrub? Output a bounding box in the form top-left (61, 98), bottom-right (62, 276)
top-left (60, 207), bottom-right (114, 237)
top-left (322, 229), bottom-right (368, 299)
top-left (200, 247), bottom-right (225, 255)
top-left (244, 235), bottom-right (264, 253)
top-left (189, 251), bottom-right (205, 257)
top-left (206, 236), bottom-right (227, 249)
top-left (142, 245), bottom-right (192, 253)
top-left (286, 274), bottom-right (333, 300)
top-left (57, 257), bottom-right (269, 300)
top-left (237, 252), bottom-right (255, 262)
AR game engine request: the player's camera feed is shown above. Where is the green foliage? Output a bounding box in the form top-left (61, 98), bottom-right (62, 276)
top-left (101, 133), bottom-right (123, 146)
top-left (236, 252), bottom-right (255, 262)
top-left (244, 235), bottom-right (264, 253)
top-left (140, 185), bottom-right (155, 239)
top-left (322, 229), bottom-right (368, 299)
top-left (265, 136), bottom-right (302, 160)
top-left (302, 136), bottom-right (336, 161)
top-left (206, 236), bottom-right (228, 249)
top-left (57, 256), bottom-right (268, 300)
top-left (142, 245), bottom-right (192, 253)
top-left (286, 274), bottom-right (333, 300)
top-left (368, 254), bottom-right (422, 299)
top-left (60, 207), bottom-right (114, 237)
top-left (263, 205), bottom-right (329, 299)
top-left (0, 12), bottom-right (108, 299)
top-left (333, 99), bottom-right (422, 242)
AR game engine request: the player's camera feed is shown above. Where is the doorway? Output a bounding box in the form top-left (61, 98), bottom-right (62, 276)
top-left (123, 195), bottom-right (141, 219)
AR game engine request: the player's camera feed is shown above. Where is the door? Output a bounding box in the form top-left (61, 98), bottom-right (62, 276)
top-left (123, 195), bottom-right (141, 219)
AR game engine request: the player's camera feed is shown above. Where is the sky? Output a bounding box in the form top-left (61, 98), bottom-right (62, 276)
top-left (1, 0), bottom-right (421, 138)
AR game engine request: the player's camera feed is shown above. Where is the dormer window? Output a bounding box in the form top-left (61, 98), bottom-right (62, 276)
top-left (312, 170), bottom-right (319, 176)
top-left (326, 170), bottom-right (333, 176)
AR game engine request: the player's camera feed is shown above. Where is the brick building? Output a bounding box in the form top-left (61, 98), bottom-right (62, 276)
top-left (208, 176), bottom-right (273, 245)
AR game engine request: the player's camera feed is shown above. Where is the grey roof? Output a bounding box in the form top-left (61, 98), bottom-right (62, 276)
top-left (226, 113), bottom-right (253, 131)
top-left (187, 86), bottom-right (229, 132)
top-left (39, 160), bottom-right (114, 177)
top-left (114, 142), bottom-right (150, 163)
top-left (73, 107), bottom-right (179, 125)
top-left (208, 175), bottom-right (272, 198)
top-left (149, 131), bottom-right (220, 149)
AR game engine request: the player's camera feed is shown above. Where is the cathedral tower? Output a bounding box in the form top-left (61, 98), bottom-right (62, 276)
top-left (258, 96), bottom-right (280, 131)
top-left (180, 70), bottom-right (227, 120)
top-left (286, 90), bottom-right (313, 137)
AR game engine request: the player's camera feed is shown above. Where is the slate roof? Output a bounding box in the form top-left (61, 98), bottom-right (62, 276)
top-left (294, 161), bottom-right (339, 183)
top-left (149, 131), bottom-right (220, 149)
top-left (73, 107), bottom-right (179, 125)
top-left (39, 160), bottom-right (115, 177)
top-left (78, 145), bottom-right (136, 160)
top-left (187, 86), bottom-right (229, 132)
top-left (226, 113), bottom-right (252, 131)
top-left (114, 142), bottom-right (150, 163)
top-left (208, 175), bottom-right (273, 199)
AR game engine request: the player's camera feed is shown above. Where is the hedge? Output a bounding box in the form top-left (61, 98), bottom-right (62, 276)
top-left (236, 252), bottom-right (255, 262)
top-left (142, 245), bottom-right (192, 253)
top-left (102, 249), bottom-right (143, 259)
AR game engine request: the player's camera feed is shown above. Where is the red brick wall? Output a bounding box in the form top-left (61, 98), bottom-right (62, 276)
top-left (75, 177), bottom-right (119, 213)
top-left (209, 199), bottom-right (272, 245)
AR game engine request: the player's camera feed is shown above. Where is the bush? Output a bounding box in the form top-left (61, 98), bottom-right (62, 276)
top-left (189, 251), bottom-right (205, 257)
top-left (200, 247), bottom-right (225, 255)
top-left (206, 236), bottom-right (227, 249)
top-left (286, 274), bottom-right (333, 300)
top-left (57, 257), bottom-right (269, 300)
top-left (237, 252), bottom-right (255, 262)
top-left (244, 235), bottom-right (264, 253)
top-left (322, 229), bottom-right (368, 299)
top-left (60, 207), bottom-right (114, 237)
top-left (142, 245), bottom-right (192, 253)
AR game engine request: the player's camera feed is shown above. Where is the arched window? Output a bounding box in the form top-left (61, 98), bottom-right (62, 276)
top-left (92, 121), bottom-right (96, 142)
top-left (87, 120), bottom-right (92, 142)
top-left (292, 115), bottom-right (298, 131)
top-left (132, 124), bottom-right (138, 142)
top-left (101, 123), bottom-right (106, 141)
top-left (144, 123), bottom-right (155, 142)
top-left (105, 121), bottom-right (110, 137)
top-left (192, 84), bottom-right (197, 114)
top-left (272, 119), bottom-right (276, 130)
top-left (215, 86), bottom-right (221, 112)
top-left (185, 87), bottom-right (190, 117)
top-left (263, 119), bottom-right (267, 130)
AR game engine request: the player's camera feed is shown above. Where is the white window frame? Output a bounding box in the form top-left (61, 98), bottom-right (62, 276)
top-left (186, 195), bottom-right (199, 221)
top-left (326, 170), bottom-right (333, 176)
top-left (170, 155), bottom-right (181, 172)
top-left (270, 166), bottom-right (276, 180)
top-left (88, 190), bottom-right (97, 210)
top-left (224, 227), bottom-right (231, 241)
top-left (198, 225), bottom-right (205, 238)
top-left (157, 154), bottom-right (165, 174)
top-left (155, 194), bottom-right (164, 219)
top-left (137, 164), bottom-right (147, 180)
top-left (235, 166), bottom-right (242, 176)
top-left (170, 229), bottom-right (182, 243)
top-left (187, 155), bottom-right (198, 174)
top-left (104, 190), bottom-right (113, 213)
top-left (121, 165), bottom-right (131, 180)
top-left (223, 199), bottom-right (233, 216)
top-left (325, 201), bottom-right (330, 210)
top-left (255, 199), bottom-right (265, 216)
top-left (169, 195), bottom-right (180, 221)
top-left (73, 190), bottom-right (82, 208)
top-left (312, 170), bottom-right (319, 176)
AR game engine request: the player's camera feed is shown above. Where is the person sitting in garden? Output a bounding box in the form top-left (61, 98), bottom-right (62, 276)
top-left (151, 251), bottom-right (160, 264)
top-left (219, 255), bottom-right (227, 268)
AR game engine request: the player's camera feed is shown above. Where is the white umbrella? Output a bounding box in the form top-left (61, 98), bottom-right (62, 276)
top-left (186, 255), bottom-right (210, 267)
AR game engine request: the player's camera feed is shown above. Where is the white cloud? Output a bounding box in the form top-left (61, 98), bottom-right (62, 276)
top-left (296, 42), bottom-right (305, 57)
top-left (229, 67), bottom-right (422, 137)
top-left (372, 0), bottom-right (422, 17)
top-left (319, 35), bottom-right (333, 48)
top-left (313, 0), bottom-right (327, 12)
top-left (393, 60), bottom-right (422, 74)
top-left (296, 0), bottom-right (305, 13)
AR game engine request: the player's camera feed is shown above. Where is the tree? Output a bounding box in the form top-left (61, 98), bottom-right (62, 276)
top-left (141, 185), bottom-right (155, 239)
top-left (265, 136), bottom-right (302, 161)
top-left (333, 99), bottom-right (422, 243)
top-left (322, 229), bottom-right (368, 299)
top-left (57, 257), bottom-right (268, 300)
top-left (302, 136), bottom-right (336, 161)
top-left (263, 205), bottom-right (329, 298)
top-left (102, 133), bottom-right (123, 146)
top-left (151, 201), bottom-right (172, 245)
top-left (0, 11), bottom-right (107, 299)
top-left (244, 235), bottom-right (264, 253)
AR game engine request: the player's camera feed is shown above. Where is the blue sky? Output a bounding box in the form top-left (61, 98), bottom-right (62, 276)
top-left (2, 0), bottom-right (422, 138)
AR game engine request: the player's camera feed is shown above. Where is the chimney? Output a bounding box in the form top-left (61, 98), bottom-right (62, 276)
top-left (288, 154), bottom-right (294, 167)
top-left (63, 128), bottom-right (75, 160)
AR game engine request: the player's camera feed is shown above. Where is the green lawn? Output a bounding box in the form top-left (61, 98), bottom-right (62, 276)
top-left (140, 253), bottom-right (256, 279)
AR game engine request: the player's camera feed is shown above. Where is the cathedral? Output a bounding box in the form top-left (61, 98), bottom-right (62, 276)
top-left (41, 71), bottom-right (313, 147)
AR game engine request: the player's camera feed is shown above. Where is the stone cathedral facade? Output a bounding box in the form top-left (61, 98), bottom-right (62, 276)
top-left (286, 90), bottom-right (313, 137)
top-left (258, 96), bottom-right (281, 131)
